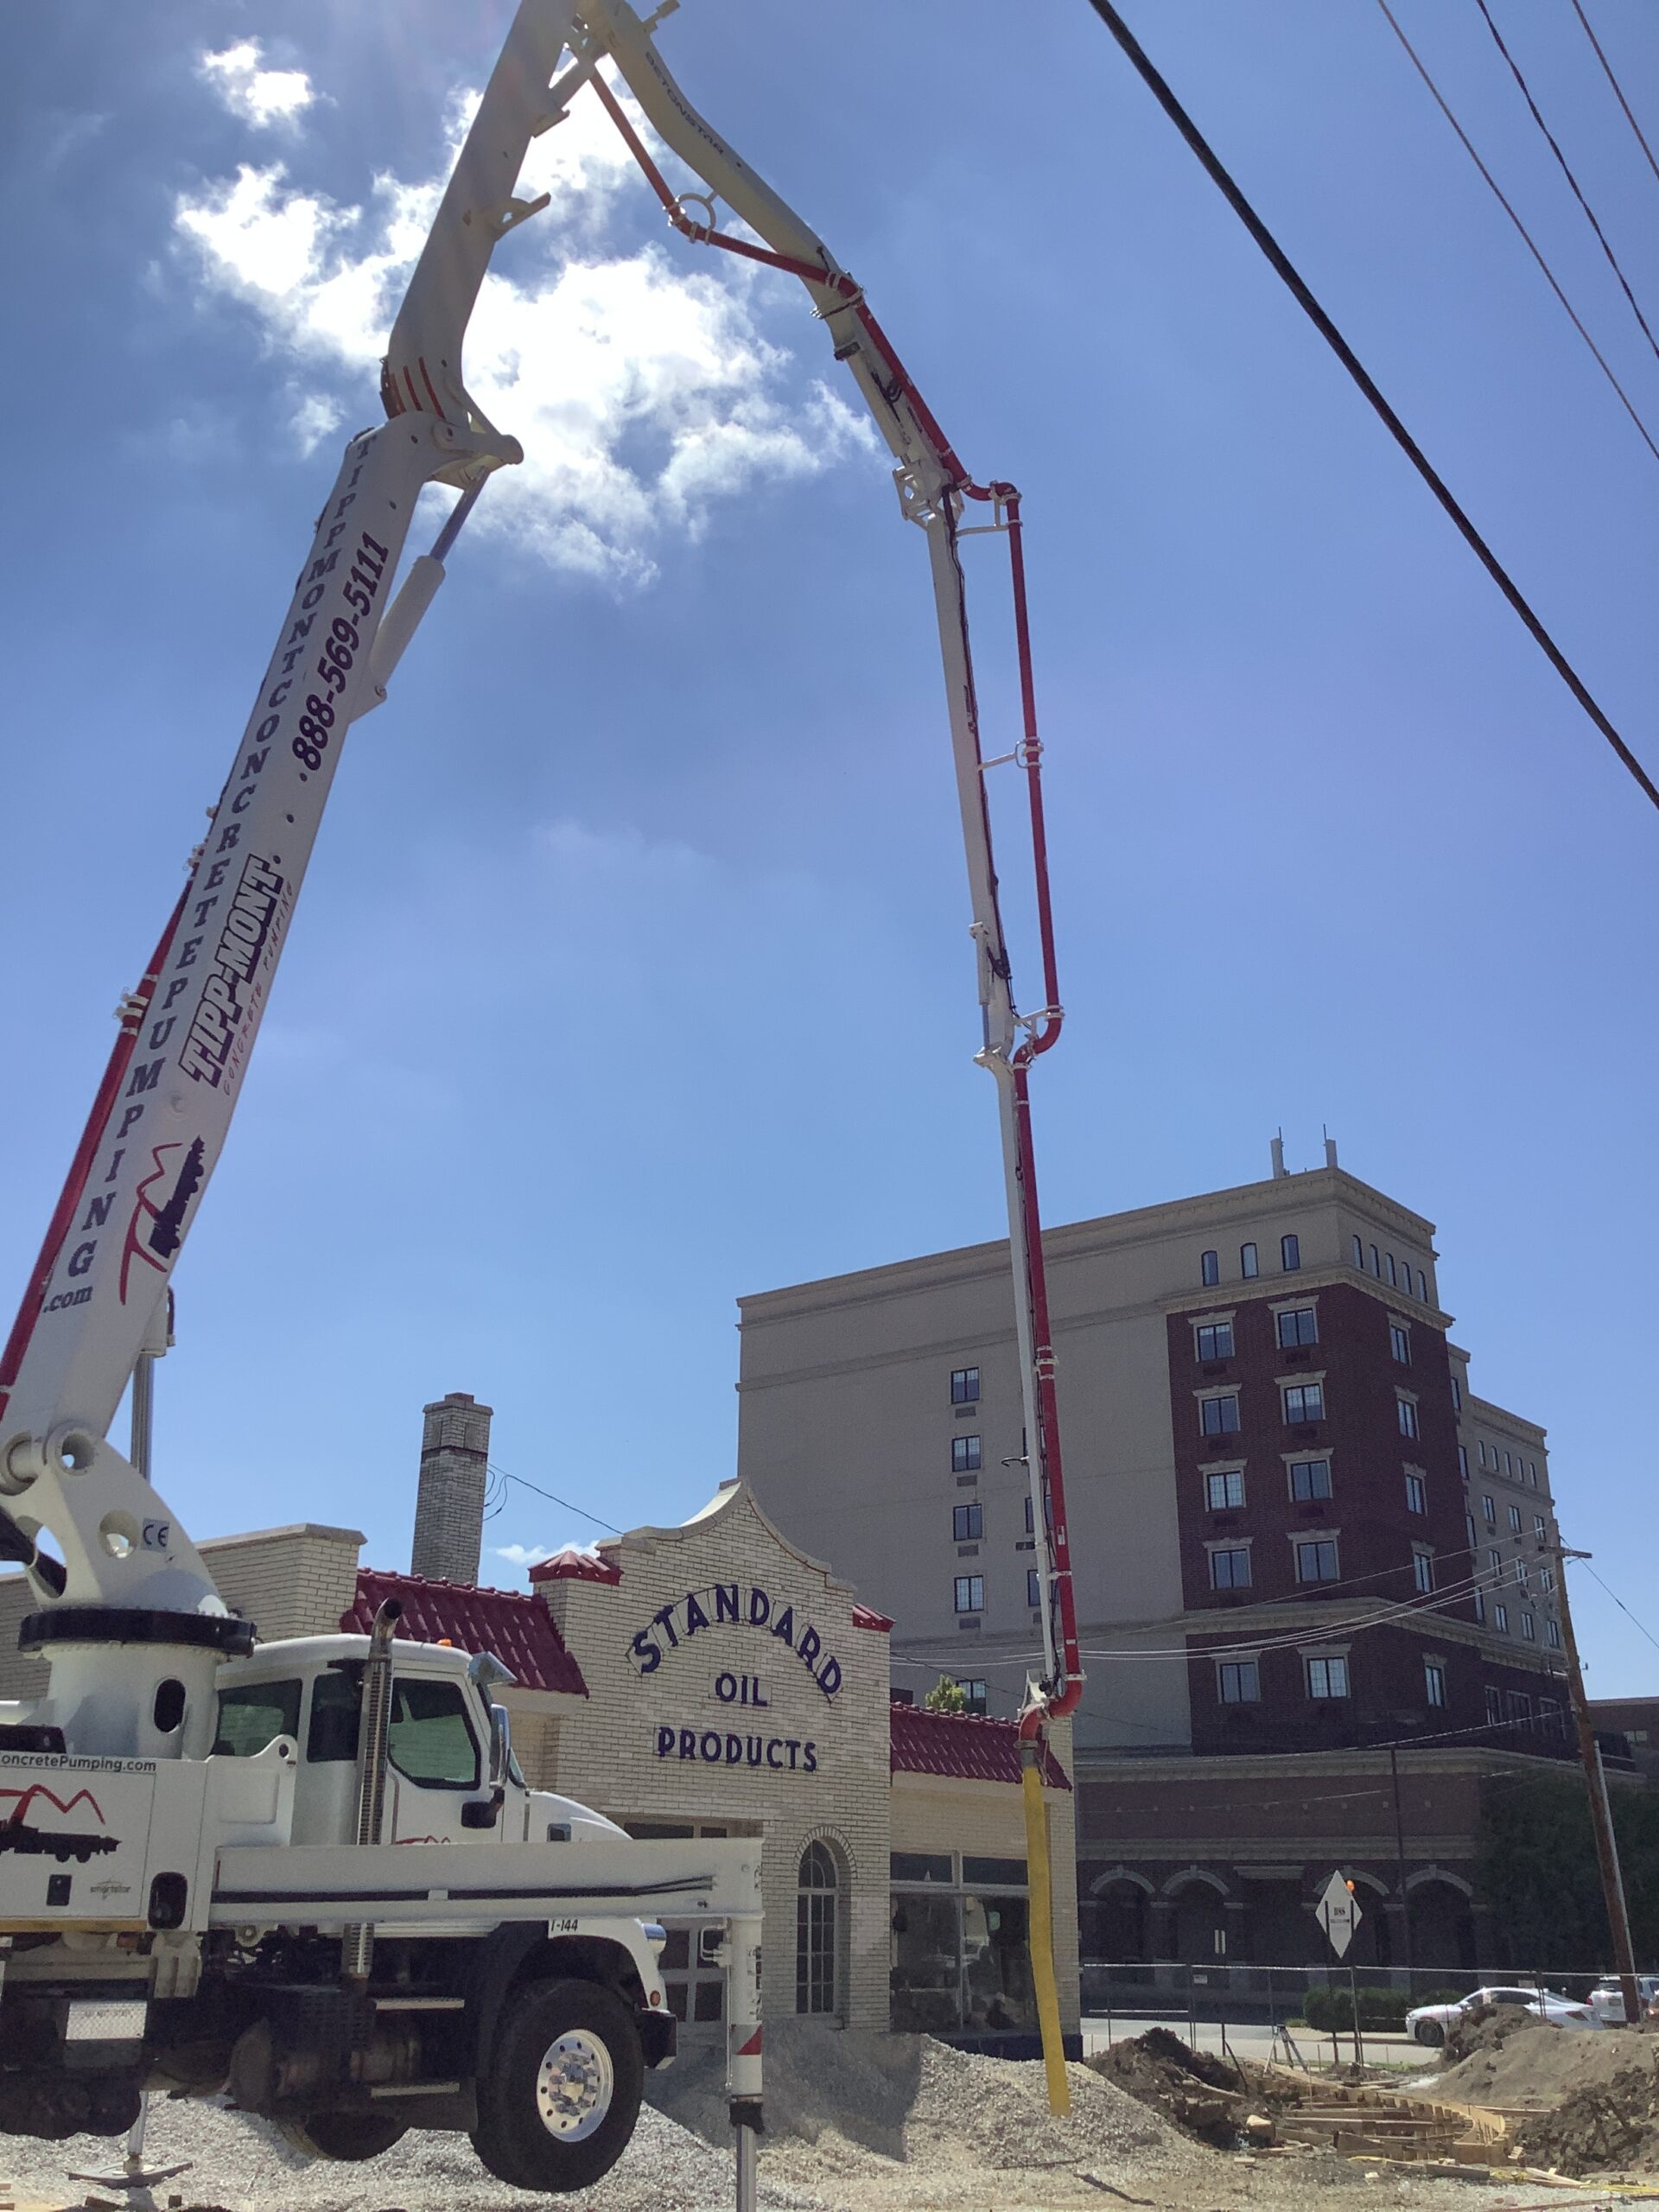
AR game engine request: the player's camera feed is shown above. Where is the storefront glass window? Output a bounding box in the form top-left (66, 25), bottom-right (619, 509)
top-left (963, 1894), bottom-right (1035, 2031)
top-left (889, 1891), bottom-right (962, 2035)
top-left (890, 1858), bottom-right (1035, 2035)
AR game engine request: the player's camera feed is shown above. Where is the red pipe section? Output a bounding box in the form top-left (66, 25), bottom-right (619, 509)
top-left (0, 889), bottom-right (187, 1429)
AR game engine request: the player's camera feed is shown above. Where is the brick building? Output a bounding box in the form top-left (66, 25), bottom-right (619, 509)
top-left (735, 1144), bottom-right (1577, 1969)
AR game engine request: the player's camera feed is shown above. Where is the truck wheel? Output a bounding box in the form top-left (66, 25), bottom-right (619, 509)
top-left (472, 1977), bottom-right (643, 2194)
top-left (279, 2111), bottom-right (409, 2161)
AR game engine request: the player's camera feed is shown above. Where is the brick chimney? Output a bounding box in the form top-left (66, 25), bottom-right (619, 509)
top-left (411, 1391), bottom-right (493, 1585)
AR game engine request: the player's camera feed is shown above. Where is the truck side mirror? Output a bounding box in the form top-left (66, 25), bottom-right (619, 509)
top-left (487, 1702), bottom-right (512, 1788)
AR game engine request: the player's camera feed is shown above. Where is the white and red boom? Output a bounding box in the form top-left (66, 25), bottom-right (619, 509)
top-left (0, 0), bottom-right (1081, 1735)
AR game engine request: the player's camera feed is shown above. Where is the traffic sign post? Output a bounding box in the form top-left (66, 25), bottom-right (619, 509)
top-left (1316, 1871), bottom-right (1366, 2069)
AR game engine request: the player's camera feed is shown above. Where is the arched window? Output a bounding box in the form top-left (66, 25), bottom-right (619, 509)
top-left (796, 1839), bottom-right (841, 2017)
top-left (1200, 1249), bottom-right (1219, 1287)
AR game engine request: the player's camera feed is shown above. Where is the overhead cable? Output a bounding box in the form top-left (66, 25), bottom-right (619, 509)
top-left (1570, 0), bottom-right (1659, 196)
top-left (487, 1460), bottom-right (622, 1537)
top-left (1081, 0), bottom-right (1659, 817)
top-left (1583, 1561), bottom-right (1659, 1656)
top-left (1375, 0), bottom-right (1659, 468)
top-left (1473, 0), bottom-right (1659, 372)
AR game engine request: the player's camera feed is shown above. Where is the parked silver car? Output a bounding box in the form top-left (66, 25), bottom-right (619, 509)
top-left (1405, 1984), bottom-right (1599, 2045)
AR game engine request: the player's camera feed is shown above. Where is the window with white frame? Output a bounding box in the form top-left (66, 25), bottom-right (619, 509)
top-left (1508, 1504), bottom-right (1522, 1532)
top-left (1533, 1515), bottom-right (1547, 1540)
top-left (1209, 1546), bottom-right (1251, 1590)
top-left (1417, 1268), bottom-right (1428, 1301)
top-left (1275, 1306), bottom-right (1318, 1348)
top-left (1488, 1546), bottom-right (1503, 1574)
top-left (1295, 1537), bottom-right (1339, 1584)
top-left (1281, 1233), bottom-right (1300, 1270)
top-left (1370, 1243), bottom-right (1381, 1276)
top-left (1459, 1444), bottom-right (1470, 1478)
top-left (1195, 1320), bottom-right (1234, 1362)
top-left (1240, 1242), bottom-right (1259, 1280)
top-left (1528, 1460), bottom-right (1539, 1487)
top-left (1389, 1323), bottom-right (1411, 1364)
top-left (1412, 1547), bottom-right (1434, 1595)
top-left (1515, 1558), bottom-right (1529, 1588)
top-left (1386, 1252), bottom-right (1397, 1287)
top-left (1200, 1249), bottom-right (1219, 1287)
top-left (1547, 1618), bottom-right (1560, 1649)
top-left (1397, 1395), bottom-right (1419, 1440)
top-left (1541, 1566), bottom-right (1554, 1592)
top-left (954, 1575), bottom-right (983, 1613)
top-left (1473, 1590), bottom-right (1486, 1624)
top-left (1200, 1393), bottom-right (1241, 1436)
top-left (1493, 1601), bottom-right (1510, 1632)
top-left (1351, 1234), bottom-right (1363, 1268)
top-left (1521, 1611), bottom-right (1535, 1641)
top-left (1217, 1659), bottom-right (1260, 1703)
top-left (1405, 1471), bottom-right (1427, 1515)
top-left (1288, 1458), bottom-right (1332, 1502)
top-left (1282, 1381), bottom-right (1324, 1424)
top-left (1306, 1655), bottom-right (1350, 1699)
top-left (1424, 1658), bottom-right (1447, 1708)
top-left (1205, 1468), bottom-right (1245, 1510)
top-left (1482, 1494), bottom-right (1496, 1524)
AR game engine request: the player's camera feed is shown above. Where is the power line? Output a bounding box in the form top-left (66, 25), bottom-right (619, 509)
top-left (1081, 0), bottom-right (1659, 817)
top-left (1473, 0), bottom-right (1659, 372)
top-left (1374, 0), bottom-right (1659, 467)
top-left (1582, 1560), bottom-right (1659, 1658)
top-left (1570, 0), bottom-right (1659, 197)
top-left (486, 1459), bottom-right (622, 1538)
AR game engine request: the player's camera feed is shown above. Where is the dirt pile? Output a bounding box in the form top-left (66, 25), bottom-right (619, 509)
top-left (1441, 2003), bottom-right (1548, 2068)
top-left (1514, 2056), bottom-right (1659, 2177)
top-left (1087, 2026), bottom-right (1289, 2147)
top-left (1436, 2020), bottom-right (1657, 2115)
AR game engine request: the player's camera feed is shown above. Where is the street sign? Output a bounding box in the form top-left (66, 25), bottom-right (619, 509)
top-left (1316, 1869), bottom-right (1363, 1958)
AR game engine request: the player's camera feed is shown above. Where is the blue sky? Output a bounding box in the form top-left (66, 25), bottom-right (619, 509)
top-left (4, 3), bottom-right (1656, 1694)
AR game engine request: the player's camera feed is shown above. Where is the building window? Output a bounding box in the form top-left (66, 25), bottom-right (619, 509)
top-left (1201, 1394), bottom-right (1241, 1436)
top-left (1351, 1234), bottom-right (1364, 1268)
top-left (1493, 1602), bottom-right (1509, 1633)
top-left (1487, 1547), bottom-right (1503, 1578)
top-left (1200, 1249), bottom-right (1219, 1287)
top-left (1412, 1547), bottom-right (1434, 1595)
top-left (950, 1367), bottom-right (980, 1405)
top-left (1459, 1445), bottom-right (1470, 1478)
top-left (1027, 1567), bottom-right (1044, 1610)
top-left (1541, 1566), bottom-right (1554, 1592)
top-left (796, 1840), bottom-right (841, 2018)
top-left (1217, 1660), bottom-right (1260, 1703)
top-left (1472, 1590), bottom-right (1486, 1624)
top-left (1503, 1450), bottom-right (1513, 1478)
top-left (1521, 1611), bottom-right (1535, 1642)
top-left (1508, 1504), bottom-right (1522, 1532)
top-left (1482, 1494), bottom-right (1496, 1525)
top-left (1281, 1233), bottom-right (1300, 1270)
top-left (951, 1433), bottom-right (982, 1473)
top-left (1547, 1618), bottom-right (1561, 1649)
top-left (1465, 1512), bottom-right (1477, 1548)
top-left (1425, 1659), bottom-right (1447, 1708)
top-left (1417, 1268), bottom-right (1428, 1302)
top-left (1397, 1396), bottom-right (1419, 1440)
top-left (1195, 1321), bottom-right (1234, 1362)
top-left (1295, 1538), bottom-right (1339, 1584)
top-left (1389, 1324), bottom-right (1411, 1364)
top-left (1275, 1306), bottom-right (1318, 1348)
top-left (1023, 1490), bottom-right (1052, 1535)
top-left (1205, 1469), bottom-right (1245, 1510)
top-left (1209, 1547), bottom-right (1251, 1590)
top-left (1282, 1381), bottom-right (1324, 1424)
top-left (1515, 1559), bottom-right (1529, 1588)
top-left (953, 1502), bottom-right (983, 1542)
top-left (1528, 1460), bottom-right (1539, 1487)
top-left (1289, 1458), bottom-right (1332, 1502)
top-left (960, 1679), bottom-right (988, 1713)
top-left (1386, 1252), bottom-right (1397, 1287)
top-left (1539, 1695), bottom-right (1562, 1735)
top-left (1533, 1515), bottom-right (1547, 1540)
top-left (1370, 1243), bottom-right (1381, 1276)
top-left (1485, 1685), bottom-right (1503, 1725)
top-left (1451, 1376), bottom-right (1462, 1412)
top-left (1241, 1242), bottom-right (1259, 1280)
top-left (1306, 1656), bottom-right (1350, 1700)
top-left (1405, 1472), bottom-right (1427, 1515)
top-left (954, 1575), bottom-right (984, 1614)
top-left (1507, 1690), bottom-right (1533, 1727)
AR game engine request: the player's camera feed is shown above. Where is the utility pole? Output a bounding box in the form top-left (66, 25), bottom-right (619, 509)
top-left (1388, 1745), bottom-right (1414, 1971)
top-left (1551, 1545), bottom-right (1641, 2025)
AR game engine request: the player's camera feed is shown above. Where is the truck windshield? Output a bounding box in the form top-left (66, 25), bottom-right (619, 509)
top-left (213, 1680), bottom-right (301, 1758)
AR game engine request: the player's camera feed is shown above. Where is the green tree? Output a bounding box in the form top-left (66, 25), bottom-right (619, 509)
top-left (1477, 1770), bottom-right (1659, 1971)
top-left (923, 1675), bottom-right (968, 1714)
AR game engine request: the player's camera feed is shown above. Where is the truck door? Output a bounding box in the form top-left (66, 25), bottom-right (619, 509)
top-left (386, 1675), bottom-right (488, 1845)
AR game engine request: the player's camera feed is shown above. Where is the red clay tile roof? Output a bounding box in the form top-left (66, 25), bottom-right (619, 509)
top-left (851, 1602), bottom-right (893, 1632)
top-left (344, 1569), bottom-right (588, 1698)
top-left (889, 1702), bottom-right (1070, 1790)
top-left (528, 1547), bottom-right (622, 1586)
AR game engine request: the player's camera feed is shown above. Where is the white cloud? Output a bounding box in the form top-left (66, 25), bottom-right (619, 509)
top-left (200, 41), bottom-right (315, 130)
top-left (493, 1541), bottom-right (560, 1570)
top-left (174, 69), bottom-right (874, 585)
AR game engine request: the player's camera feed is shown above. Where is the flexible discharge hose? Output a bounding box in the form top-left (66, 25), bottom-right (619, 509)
top-left (1020, 1749), bottom-right (1071, 2116)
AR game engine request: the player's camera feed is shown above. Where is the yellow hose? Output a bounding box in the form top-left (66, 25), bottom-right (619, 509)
top-left (1021, 1756), bottom-right (1071, 2116)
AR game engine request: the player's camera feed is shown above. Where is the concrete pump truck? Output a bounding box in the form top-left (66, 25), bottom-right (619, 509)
top-left (0, 0), bottom-right (1084, 2192)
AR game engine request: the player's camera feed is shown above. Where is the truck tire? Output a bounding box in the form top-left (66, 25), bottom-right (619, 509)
top-left (279, 2112), bottom-right (409, 2161)
top-left (471, 1977), bottom-right (643, 2193)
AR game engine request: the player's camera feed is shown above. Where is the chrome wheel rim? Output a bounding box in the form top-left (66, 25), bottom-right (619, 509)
top-left (534, 2028), bottom-right (614, 2141)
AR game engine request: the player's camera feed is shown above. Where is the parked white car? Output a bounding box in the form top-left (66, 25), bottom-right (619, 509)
top-left (1587, 1974), bottom-right (1659, 2026)
top-left (1406, 1984), bottom-right (1600, 2045)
